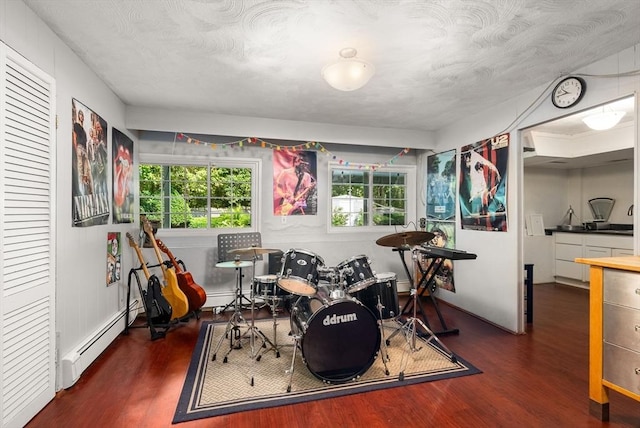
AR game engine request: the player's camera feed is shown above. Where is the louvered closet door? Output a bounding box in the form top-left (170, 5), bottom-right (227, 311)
top-left (0, 43), bottom-right (56, 428)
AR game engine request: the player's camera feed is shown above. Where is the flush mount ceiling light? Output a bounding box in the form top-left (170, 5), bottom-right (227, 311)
top-left (582, 110), bottom-right (626, 131)
top-left (321, 48), bottom-right (375, 91)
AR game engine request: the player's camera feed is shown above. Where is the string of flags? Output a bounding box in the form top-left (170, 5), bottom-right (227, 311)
top-left (175, 132), bottom-right (410, 170)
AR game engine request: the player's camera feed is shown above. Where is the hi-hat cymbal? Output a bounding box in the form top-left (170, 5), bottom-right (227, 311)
top-left (228, 246), bottom-right (281, 256)
top-left (375, 231), bottom-right (435, 248)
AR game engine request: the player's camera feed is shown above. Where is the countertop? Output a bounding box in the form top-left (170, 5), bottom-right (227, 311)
top-left (575, 255), bottom-right (640, 272)
top-left (546, 225), bottom-right (633, 236)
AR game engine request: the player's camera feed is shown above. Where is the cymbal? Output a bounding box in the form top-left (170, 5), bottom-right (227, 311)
top-left (228, 246), bottom-right (281, 256)
top-left (375, 231), bottom-right (435, 248)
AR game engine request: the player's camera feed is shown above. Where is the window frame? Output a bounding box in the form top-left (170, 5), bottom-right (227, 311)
top-left (327, 162), bottom-right (417, 234)
top-left (138, 153), bottom-right (262, 235)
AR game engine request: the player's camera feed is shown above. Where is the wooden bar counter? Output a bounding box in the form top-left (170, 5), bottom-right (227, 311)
top-left (575, 255), bottom-right (640, 421)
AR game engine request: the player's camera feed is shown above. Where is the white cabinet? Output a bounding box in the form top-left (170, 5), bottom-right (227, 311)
top-left (554, 232), bottom-right (633, 287)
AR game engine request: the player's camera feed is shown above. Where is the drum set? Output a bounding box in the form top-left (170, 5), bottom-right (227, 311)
top-left (211, 231), bottom-right (456, 391)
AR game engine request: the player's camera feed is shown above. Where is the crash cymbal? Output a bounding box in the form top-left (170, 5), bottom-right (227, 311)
top-left (228, 246), bottom-right (281, 256)
top-left (375, 231), bottom-right (435, 248)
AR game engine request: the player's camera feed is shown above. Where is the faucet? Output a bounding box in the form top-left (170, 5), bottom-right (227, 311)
top-left (628, 204), bottom-right (634, 216)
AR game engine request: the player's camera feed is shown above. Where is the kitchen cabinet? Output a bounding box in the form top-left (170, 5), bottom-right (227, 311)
top-left (554, 232), bottom-right (633, 287)
top-left (574, 257), bottom-right (640, 421)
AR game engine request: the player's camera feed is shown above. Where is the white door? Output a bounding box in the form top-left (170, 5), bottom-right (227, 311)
top-left (0, 43), bottom-right (56, 428)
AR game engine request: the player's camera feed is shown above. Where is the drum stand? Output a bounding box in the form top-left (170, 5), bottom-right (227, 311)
top-left (211, 263), bottom-right (252, 363)
top-left (255, 295), bottom-right (289, 360)
top-left (388, 287), bottom-right (457, 380)
top-left (374, 298), bottom-right (391, 376)
top-left (387, 252), bottom-right (456, 381)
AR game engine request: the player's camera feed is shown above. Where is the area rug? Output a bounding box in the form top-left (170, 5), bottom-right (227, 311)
top-left (173, 318), bottom-right (481, 423)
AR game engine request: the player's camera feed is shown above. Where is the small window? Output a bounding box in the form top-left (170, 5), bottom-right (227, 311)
top-left (330, 164), bottom-right (414, 230)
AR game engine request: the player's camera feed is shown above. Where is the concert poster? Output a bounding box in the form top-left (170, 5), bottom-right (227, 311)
top-left (426, 149), bottom-right (457, 220)
top-left (112, 128), bottom-right (134, 224)
top-left (107, 232), bottom-right (121, 285)
top-left (273, 150), bottom-right (318, 216)
top-left (458, 133), bottom-right (509, 231)
top-left (71, 98), bottom-right (110, 227)
top-left (416, 221), bottom-right (457, 292)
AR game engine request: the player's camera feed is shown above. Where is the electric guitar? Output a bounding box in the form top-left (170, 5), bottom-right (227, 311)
top-left (280, 182), bottom-right (316, 215)
top-left (125, 232), bottom-right (172, 325)
top-left (156, 239), bottom-right (207, 313)
top-left (142, 219), bottom-right (190, 320)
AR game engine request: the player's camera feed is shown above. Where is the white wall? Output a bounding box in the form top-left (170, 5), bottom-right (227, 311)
top-left (1, 0), bottom-right (138, 388)
top-left (429, 43), bottom-right (640, 333)
top-left (137, 131), bottom-right (420, 306)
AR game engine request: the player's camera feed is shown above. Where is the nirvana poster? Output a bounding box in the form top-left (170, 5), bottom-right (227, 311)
top-left (72, 98), bottom-right (109, 227)
top-left (426, 149), bottom-right (456, 221)
top-left (459, 133), bottom-right (509, 231)
top-left (273, 150), bottom-right (318, 216)
top-left (112, 128), bottom-right (134, 224)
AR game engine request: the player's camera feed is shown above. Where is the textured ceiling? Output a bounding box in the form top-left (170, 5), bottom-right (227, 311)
top-left (22, 0), bottom-right (640, 133)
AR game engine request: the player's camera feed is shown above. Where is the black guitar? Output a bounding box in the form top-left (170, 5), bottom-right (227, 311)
top-left (126, 232), bottom-right (172, 325)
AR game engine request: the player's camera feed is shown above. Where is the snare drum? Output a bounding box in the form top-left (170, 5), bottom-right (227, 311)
top-left (337, 255), bottom-right (376, 293)
top-left (253, 275), bottom-right (290, 299)
top-left (278, 249), bottom-right (324, 296)
top-left (290, 287), bottom-right (380, 383)
top-left (352, 272), bottom-right (399, 320)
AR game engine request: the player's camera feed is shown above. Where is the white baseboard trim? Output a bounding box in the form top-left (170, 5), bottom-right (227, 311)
top-left (59, 299), bottom-right (140, 389)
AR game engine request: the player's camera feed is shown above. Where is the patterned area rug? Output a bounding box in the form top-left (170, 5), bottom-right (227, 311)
top-left (173, 318), bottom-right (481, 423)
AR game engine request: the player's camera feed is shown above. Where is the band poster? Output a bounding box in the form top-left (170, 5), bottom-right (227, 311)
top-left (112, 128), bottom-right (134, 224)
top-left (459, 133), bottom-right (509, 231)
top-left (273, 150), bottom-right (318, 216)
top-left (107, 232), bottom-right (121, 285)
top-left (426, 149), bottom-right (456, 220)
top-left (72, 98), bottom-right (109, 227)
top-left (421, 221), bottom-right (456, 292)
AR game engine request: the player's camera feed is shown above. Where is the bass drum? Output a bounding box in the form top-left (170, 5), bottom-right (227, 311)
top-left (290, 288), bottom-right (380, 383)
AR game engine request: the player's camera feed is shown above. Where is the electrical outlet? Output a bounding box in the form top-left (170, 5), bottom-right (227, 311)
top-left (281, 216), bottom-right (287, 224)
top-left (419, 217), bottom-right (426, 230)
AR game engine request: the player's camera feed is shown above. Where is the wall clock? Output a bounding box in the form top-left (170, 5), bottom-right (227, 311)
top-left (551, 76), bottom-right (586, 109)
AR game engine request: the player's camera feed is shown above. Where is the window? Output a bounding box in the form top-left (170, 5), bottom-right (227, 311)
top-left (330, 164), bottom-right (414, 229)
top-left (139, 157), bottom-right (259, 230)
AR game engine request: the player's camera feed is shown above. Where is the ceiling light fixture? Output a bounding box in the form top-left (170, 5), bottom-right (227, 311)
top-left (582, 110), bottom-right (626, 131)
top-left (322, 48), bottom-right (375, 92)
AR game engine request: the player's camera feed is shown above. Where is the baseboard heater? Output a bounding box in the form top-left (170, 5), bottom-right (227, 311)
top-left (60, 299), bottom-right (139, 389)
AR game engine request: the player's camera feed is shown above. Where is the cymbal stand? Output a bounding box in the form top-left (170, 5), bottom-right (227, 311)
top-left (388, 248), bottom-right (456, 381)
top-left (211, 264), bottom-right (250, 364)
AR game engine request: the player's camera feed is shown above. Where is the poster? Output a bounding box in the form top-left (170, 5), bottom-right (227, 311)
top-left (459, 134), bottom-right (509, 231)
top-left (273, 150), bottom-right (318, 215)
top-left (72, 98), bottom-right (109, 227)
top-left (112, 128), bottom-right (134, 223)
top-left (107, 232), bottom-right (121, 285)
top-left (426, 149), bottom-right (456, 220)
top-left (424, 221), bottom-right (456, 292)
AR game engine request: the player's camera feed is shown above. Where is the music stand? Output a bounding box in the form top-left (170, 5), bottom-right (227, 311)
top-left (217, 232), bottom-right (262, 312)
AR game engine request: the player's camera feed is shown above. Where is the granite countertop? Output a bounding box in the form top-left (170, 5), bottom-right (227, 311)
top-left (546, 224), bottom-right (634, 236)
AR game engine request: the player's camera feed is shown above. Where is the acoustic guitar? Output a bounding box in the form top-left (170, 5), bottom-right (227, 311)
top-left (125, 232), bottom-right (172, 325)
top-left (156, 239), bottom-right (207, 313)
top-left (142, 219), bottom-right (190, 320)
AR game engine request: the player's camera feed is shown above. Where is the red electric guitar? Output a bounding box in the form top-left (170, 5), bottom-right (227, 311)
top-left (156, 239), bottom-right (207, 313)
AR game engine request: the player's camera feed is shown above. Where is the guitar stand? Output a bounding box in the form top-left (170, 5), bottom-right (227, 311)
top-left (124, 266), bottom-right (172, 341)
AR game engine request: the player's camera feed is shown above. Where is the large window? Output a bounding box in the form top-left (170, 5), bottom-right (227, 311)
top-left (139, 157), bottom-right (259, 230)
top-left (330, 164), bottom-right (414, 229)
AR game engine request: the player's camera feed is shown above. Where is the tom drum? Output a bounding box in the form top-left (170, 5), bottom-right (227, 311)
top-left (351, 272), bottom-right (399, 320)
top-left (337, 255), bottom-right (376, 293)
top-left (278, 249), bottom-right (324, 296)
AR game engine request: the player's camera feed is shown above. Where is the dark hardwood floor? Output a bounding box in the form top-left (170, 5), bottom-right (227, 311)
top-left (28, 284), bottom-right (640, 427)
